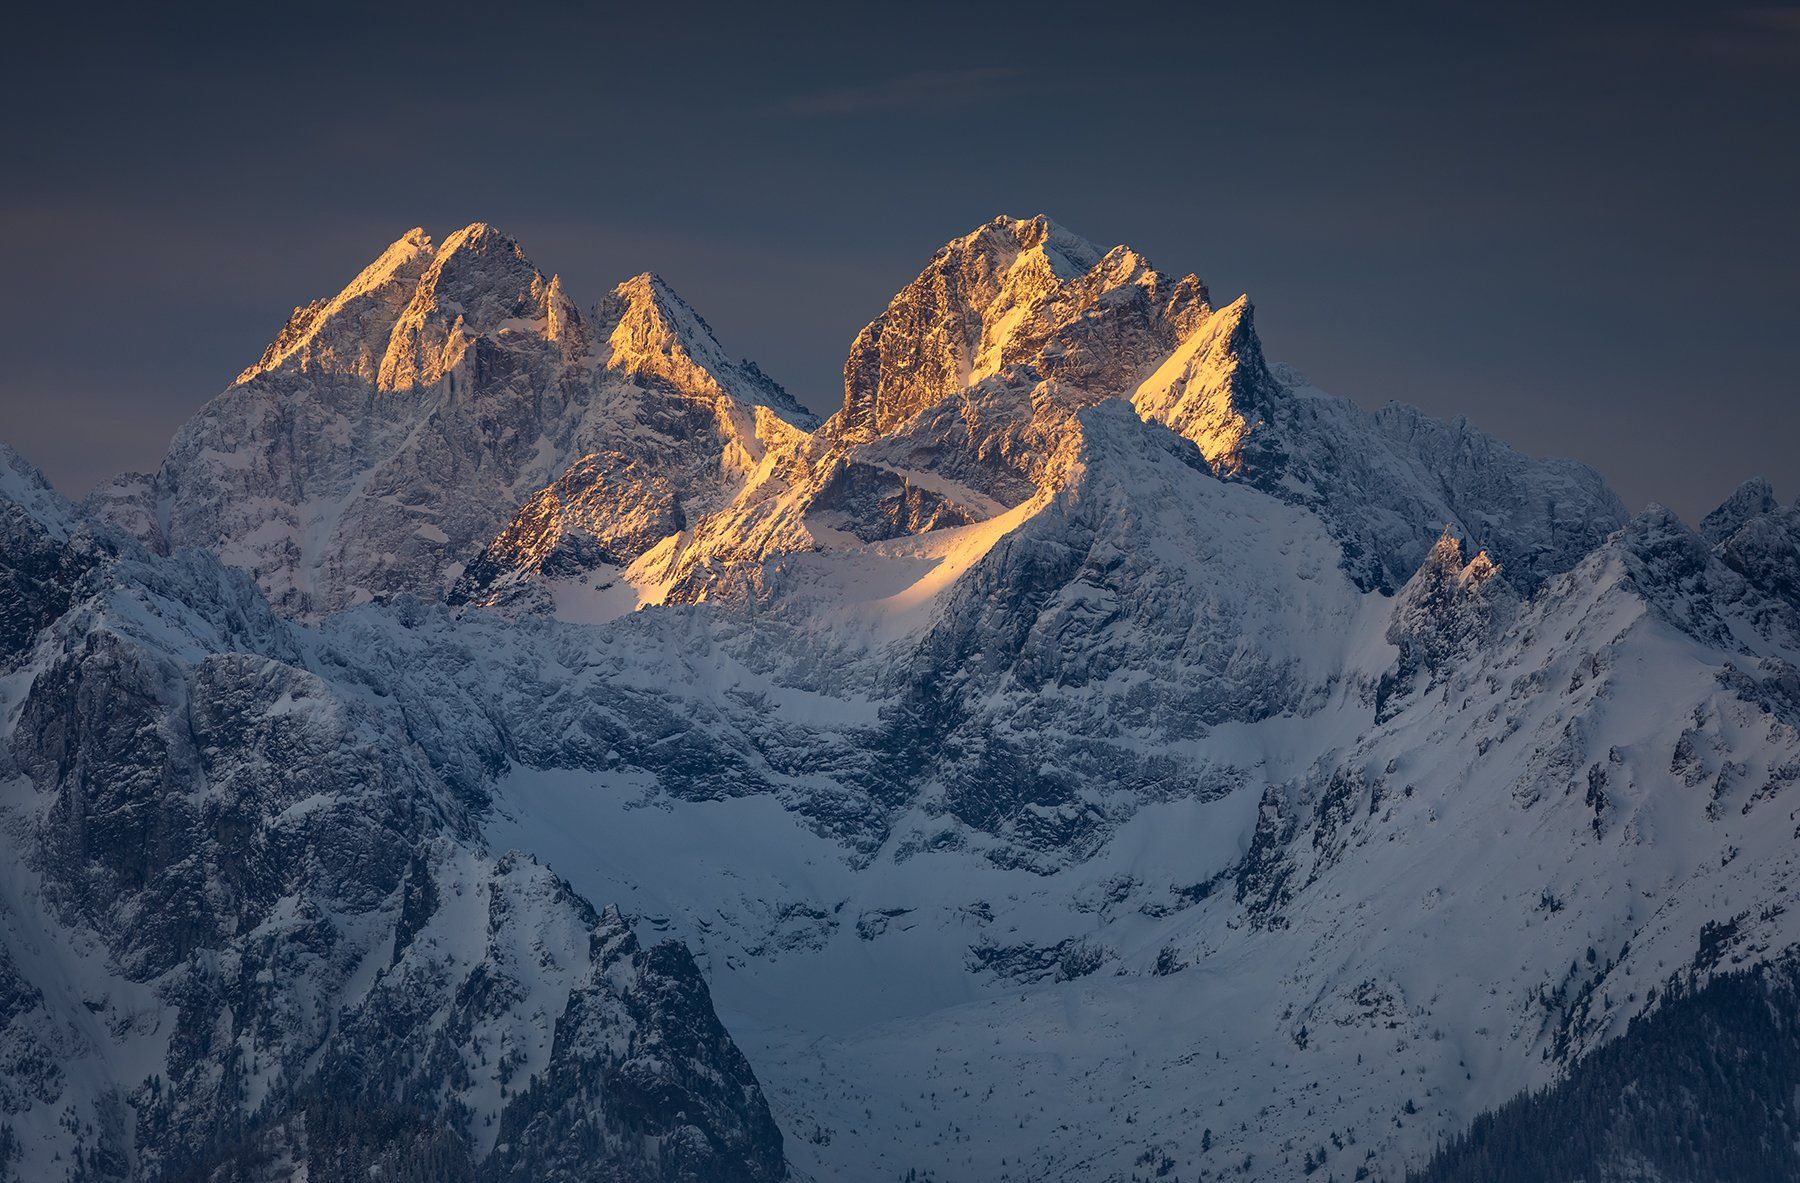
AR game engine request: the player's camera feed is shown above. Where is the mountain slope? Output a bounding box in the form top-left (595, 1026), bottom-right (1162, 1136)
top-left (2, 215), bottom-right (1789, 1183)
top-left (1409, 956), bottom-right (1800, 1183)
top-left (0, 452), bottom-right (786, 1182)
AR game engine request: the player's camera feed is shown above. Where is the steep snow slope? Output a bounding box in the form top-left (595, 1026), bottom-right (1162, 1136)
top-left (475, 508), bottom-right (1800, 1182)
top-left (282, 483), bottom-right (1800, 1181)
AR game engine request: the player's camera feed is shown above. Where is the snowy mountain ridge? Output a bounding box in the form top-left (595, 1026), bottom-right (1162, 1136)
top-left (2, 216), bottom-right (1795, 1181)
top-left (89, 222), bottom-right (814, 619)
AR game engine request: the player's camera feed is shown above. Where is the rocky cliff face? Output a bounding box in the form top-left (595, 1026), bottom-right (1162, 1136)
top-left (0, 451), bottom-right (785, 1182)
top-left (839, 215), bottom-right (1208, 440)
top-left (3, 215), bottom-right (1788, 1182)
top-left (0, 445), bottom-right (111, 666)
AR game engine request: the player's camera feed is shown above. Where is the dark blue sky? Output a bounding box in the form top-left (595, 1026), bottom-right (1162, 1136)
top-left (3, 0), bottom-right (1796, 520)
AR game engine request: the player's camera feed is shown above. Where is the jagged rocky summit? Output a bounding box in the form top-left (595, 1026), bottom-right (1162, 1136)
top-left (2, 215), bottom-right (1796, 1182)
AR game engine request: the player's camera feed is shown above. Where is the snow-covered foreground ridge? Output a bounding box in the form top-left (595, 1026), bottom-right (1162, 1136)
top-left (3, 215), bottom-right (1799, 1181)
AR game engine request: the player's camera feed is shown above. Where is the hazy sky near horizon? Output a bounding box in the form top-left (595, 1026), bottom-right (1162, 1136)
top-left (2, 0), bottom-right (1795, 521)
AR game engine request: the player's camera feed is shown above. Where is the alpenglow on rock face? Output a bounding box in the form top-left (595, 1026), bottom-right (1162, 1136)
top-left (4, 215), bottom-right (1794, 1182)
top-left (90, 224), bottom-right (814, 618)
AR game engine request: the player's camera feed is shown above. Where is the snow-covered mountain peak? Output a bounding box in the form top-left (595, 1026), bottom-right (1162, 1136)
top-left (0, 441), bottom-right (78, 540)
top-left (602, 272), bottom-right (730, 382)
top-left (1608, 503), bottom-right (1721, 622)
top-left (1696, 482), bottom-right (1800, 636)
top-left (839, 214), bottom-right (1210, 440)
top-left (131, 223), bottom-right (828, 615)
top-left (1130, 293), bottom-right (1264, 474)
top-left (1701, 475), bottom-right (1780, 543)
top-left (967, 213), bottom-right (1104, 276)
top-left (232, 222), bottom-right (580, 392)
top-left (598, 271), bottom-right (814, 428)
top-left (825, 214), bottom-right (1619, 597)
top-left (376, 221), bottom-right (574, 390)
top-left (563, 216), bottom-right (1626, 619)
top-left (404, 221), bottom-right (559, 322)
top-left (93, 216), bottom-right (1633, 625)
top-left (1382, 526), bottom-right (1514, 676)
top-left (1421, 527), bottom-right (1500, 585)
top-left (236, 225), bottom-right (436, 384)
